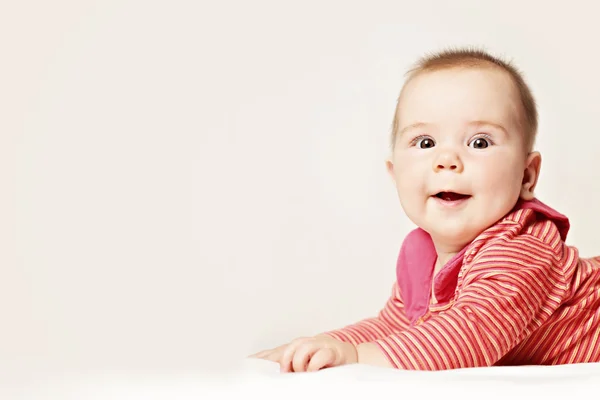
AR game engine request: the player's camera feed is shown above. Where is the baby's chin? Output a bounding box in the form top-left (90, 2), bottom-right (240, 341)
top-left (422, 223), bottom-right (482, 251)
top-left (403, 209), bottom-right (493, 248)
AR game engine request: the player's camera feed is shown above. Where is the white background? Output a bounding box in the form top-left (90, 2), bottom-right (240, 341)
top-left (1, 0), bottom-right (599, 376)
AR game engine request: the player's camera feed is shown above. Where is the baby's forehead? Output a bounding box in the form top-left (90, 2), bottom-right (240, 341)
top-left (398, 67), bottom-right (521, 115)
top-left (402, 66), bottom-right (518, 96)
top-left (394, 67), bottom-right (525, 138)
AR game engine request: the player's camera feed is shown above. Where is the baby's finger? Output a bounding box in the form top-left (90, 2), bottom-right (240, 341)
top-left (264, 347), bottom-right (285, 362)
top-left (250, 343), bottom-right (289, 361)
top-left (292, 342), bottom-right (318, 373)
top-left (279, 338), bottom-right (310, 373)
top-left (248, 349), bottom-right (271, 359)
top-left (306, 348), bottom-right (335, 372)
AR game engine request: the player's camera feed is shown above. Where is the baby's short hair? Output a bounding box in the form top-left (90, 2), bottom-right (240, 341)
top-left (391, 47), bottom-right (538, 153)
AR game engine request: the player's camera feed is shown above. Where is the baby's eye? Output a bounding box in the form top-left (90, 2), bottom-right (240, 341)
top-left (468, 136), bottom-right (492, 149)
top-left (415, 136), bottom-right (436, 149)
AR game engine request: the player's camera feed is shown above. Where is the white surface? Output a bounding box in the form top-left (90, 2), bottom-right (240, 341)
top-left (3, 359), bottom-right (600, 400)
top-left (2, 0), bottom-right (600, 373)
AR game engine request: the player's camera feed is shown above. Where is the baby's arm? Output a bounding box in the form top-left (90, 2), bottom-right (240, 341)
top-left (319, 282), bottom-right (411, 345)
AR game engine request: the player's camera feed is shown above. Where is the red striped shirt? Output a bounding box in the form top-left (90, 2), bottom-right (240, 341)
top-left (323, 199), bottom-right (600, 370)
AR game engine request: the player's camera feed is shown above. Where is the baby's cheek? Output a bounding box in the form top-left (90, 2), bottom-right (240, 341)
top-left (397, 180), bottom-right (430, 225)
top-left (479, 157), bottom-right (521, 190)
top-left (475, 164), bottom-right (522, 213)
top-left (397, 174), bottom-right (426, 203)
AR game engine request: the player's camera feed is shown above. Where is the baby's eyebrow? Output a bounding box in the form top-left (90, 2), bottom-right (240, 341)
top-left (398, 122), bottom-right (431, 137)
top-left (468, 120), bottom-right (508, 136)
top-left (398, 121), bottom-right (509, 137)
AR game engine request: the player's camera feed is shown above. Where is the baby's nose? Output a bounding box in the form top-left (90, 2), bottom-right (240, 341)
top-left (436, 162), bottom-right (459, 170)
top-left (433, 152), bottom-right (464, 173)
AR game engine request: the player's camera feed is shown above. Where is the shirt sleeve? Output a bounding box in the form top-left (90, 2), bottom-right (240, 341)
top-left (320, 282), bottom-right (411, 345)
top-left (373, 233), bottom-right (569, 370)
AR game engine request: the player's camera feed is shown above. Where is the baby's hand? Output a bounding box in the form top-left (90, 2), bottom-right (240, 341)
top-left (278, 335), bottom-right (357, 373)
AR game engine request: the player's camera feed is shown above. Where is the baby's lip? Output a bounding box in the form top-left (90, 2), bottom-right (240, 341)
top-left (431, 191), bottom-right (472, 201)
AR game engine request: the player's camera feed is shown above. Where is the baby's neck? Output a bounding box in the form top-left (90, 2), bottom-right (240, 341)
top-left (432, 242), bottom-right (464, 271)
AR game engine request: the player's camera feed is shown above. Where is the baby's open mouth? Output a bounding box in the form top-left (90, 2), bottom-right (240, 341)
top-left (433, 192), bottom-right (472, 202)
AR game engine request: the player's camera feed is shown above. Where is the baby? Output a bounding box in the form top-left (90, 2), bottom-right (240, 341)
top-left (250, 48), bottom-right (600, 372)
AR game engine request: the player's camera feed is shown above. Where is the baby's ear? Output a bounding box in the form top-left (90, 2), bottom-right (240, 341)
top-left (520, 151), bottom-right (542, 200)
top-left (385, 159), bottom-right (396, 182)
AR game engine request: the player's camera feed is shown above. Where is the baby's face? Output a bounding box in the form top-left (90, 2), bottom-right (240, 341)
top-left (387, 67), bottom-right (531, 249)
